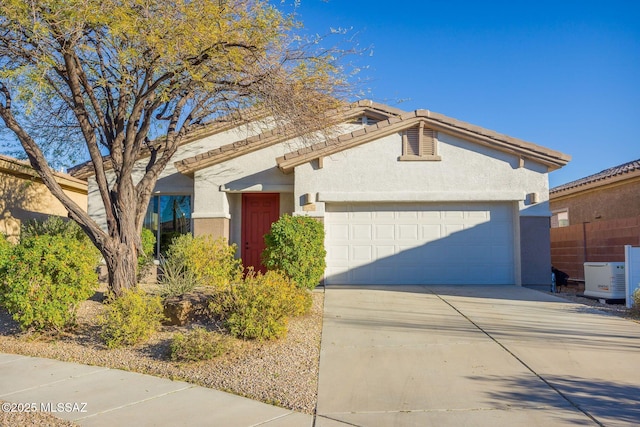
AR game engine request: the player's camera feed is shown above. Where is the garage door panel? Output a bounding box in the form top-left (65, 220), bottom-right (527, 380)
top-left (375, 245), bottom-right (396, 259)
top-left (351, 210), bottom-right (372, 220)
top-left (327, 245), bottom-right (349, 262)
top-left (352, 224), bottom-right (372, 240)
top-left (420, 210), bottom-right (442, 220)
top-left (397, 224), bottom-right (419, 240)
top-left (421, 224), bottom-right (442, 240)
top-left (373, 210), bottom-right (395, 220)
top-left (351, 245), bottom-right (372, 262)
top-left (326, 267), bottom-right (349, 283)
top-left (350, 267), bottom-right (373, 283)
top-left (443, 224), bottom-right (465, 237)
top-left (491, 244), bottom-right (513, 259)
top-left (327, 223), bottom-right (349, 240)
top-left (374, 224), bottom-right (395, 240)
top-left (325, 202), bottom-right (515, 285)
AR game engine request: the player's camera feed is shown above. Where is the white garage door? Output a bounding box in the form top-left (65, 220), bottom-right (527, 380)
top-left (324, 202), bottom-right (515, 285)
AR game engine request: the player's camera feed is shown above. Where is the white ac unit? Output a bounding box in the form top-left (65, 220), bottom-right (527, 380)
top-left (584, 262), bottom-right (626, 299)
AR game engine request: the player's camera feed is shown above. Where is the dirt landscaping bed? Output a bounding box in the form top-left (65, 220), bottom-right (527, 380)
top-left (0, 286), bottom-right (324, 426)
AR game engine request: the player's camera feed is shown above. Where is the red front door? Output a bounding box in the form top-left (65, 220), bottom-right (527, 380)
top-left (241, 193), bottom-right (280, 273)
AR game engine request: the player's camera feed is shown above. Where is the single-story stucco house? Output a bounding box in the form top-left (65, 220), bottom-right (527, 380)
top-left (71, 101), bottom-right (570, 286)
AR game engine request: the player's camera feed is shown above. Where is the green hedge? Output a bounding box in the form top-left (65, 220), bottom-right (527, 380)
top-left (262, 214), bottom-right (326, 290)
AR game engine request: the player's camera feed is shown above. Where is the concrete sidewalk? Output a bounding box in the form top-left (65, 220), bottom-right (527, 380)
top-left (0, 353), bottom-right (312, 426)
top-left (316, 285), bottom-right (640, 427)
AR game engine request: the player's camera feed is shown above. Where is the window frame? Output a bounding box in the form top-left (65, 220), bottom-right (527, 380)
top-left (551, 209), bottom-right (570, 228)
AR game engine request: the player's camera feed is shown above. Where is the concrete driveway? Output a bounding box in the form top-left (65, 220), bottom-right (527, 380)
top-left (316, 285), bottom-right (640, 427)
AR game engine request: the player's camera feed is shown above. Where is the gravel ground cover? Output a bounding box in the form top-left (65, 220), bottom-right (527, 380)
top-left (1, 285), bottom-right (638, 427)
top-left (0, 286), bottom-right (324, 426)
top-left (548, 290), bottom-right (640, 322)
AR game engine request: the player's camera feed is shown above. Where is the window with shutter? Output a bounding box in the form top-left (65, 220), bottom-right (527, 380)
top-left (399, 122), bottom-right (441, 161)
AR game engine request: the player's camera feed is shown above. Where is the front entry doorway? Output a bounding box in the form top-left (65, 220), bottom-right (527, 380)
top-left (241, 193), bottom-right (280, 272)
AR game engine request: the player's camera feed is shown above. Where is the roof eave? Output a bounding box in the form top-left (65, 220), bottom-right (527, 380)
top-left (551, 168), bottom-right (640, 199)
top-left (277, 111), bottom-right (571, 173)
top-left (0, 155), bottom-right (88, 193)
top-left (68, 108), bottom-right (268, 179)
top-left (175, 101), bottom-right (405, 175)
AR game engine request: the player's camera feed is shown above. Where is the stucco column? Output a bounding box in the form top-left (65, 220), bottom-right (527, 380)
top-left (192, 216), bottom-right (230, 240)
top-left (192, 170), bottom-right (231, 240)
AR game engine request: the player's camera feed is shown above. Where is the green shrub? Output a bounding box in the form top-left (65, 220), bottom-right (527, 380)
top-left (138, 228), bottom-right (156, 269)
top-left (262, 214), bottom-right (326, 290)
top-left (165, 234), bottom-right (242, 288)
top-left (21, 216), bottom-right (88, 243)
top-left (169, 327), bottom-right (233, 362)
top-left (0, 233), bottom-right (13, 272)
top-left (0, 234), bottom-right (99, 332)
top-left (98, 288), bottom-right (165, 348)
top-left (157, 255), bottom-right (199, 298)
top-left (632, 288), bottom-right (640, 313)
top-left (210, 270), bottom-right (312, 340)
top-left (137, 228), bottom-right (157, 282)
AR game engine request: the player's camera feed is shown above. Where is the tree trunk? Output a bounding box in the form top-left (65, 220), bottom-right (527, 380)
top-left (103, 240), bottom-right (138, 297)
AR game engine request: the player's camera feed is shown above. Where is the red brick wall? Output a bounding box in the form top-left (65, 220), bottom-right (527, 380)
top-left (550, 216), bottom-right (640, 280)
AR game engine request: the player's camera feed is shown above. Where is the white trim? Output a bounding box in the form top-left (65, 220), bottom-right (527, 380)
top-left (317, 191), bottom-right (525, 203)
top-left (191, 212), bottom-right (231, 219)
top-left (219, 184), bottom-right (294, 193)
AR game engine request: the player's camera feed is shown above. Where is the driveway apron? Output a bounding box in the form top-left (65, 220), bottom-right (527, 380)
top-left (315, 285), bottom-right (640, 427)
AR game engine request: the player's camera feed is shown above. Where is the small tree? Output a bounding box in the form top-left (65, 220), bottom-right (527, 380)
top-left (0, 0), bottom-right (351, 297)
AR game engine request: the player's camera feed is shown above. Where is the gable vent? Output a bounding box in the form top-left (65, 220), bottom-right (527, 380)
top-left (404, 124), bottom-right (436, 156)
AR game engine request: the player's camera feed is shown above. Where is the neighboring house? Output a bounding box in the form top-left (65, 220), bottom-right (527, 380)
top-left (550, 159), bottom-right (640, 226)
top-left (71, 101), bottom-right (570, 286)
top-left (550, 159), bottom-right (640, 281)
top-left (0, 154), bottom-right (88, 243)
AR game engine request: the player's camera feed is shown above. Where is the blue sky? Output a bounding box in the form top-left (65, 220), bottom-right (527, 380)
top-left (1, 1), bottom-right (637, 189)
top-left (293, 0), bottom-right (640, 188)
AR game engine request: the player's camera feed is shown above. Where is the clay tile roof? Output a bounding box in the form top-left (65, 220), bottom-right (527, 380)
top-left (551, 159), bottom-right (640, 194)
top-left (172, 100), bottom-right (405, 175)
top-left (277, 108), bottom-right (571, 173)
top-left (68, 107), bottom-right (266, 179)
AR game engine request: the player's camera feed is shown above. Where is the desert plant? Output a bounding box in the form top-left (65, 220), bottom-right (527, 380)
top-left (0, 234), bottom-right (99, 332)
top-left (98, 288), bottom-right (165, 348)
top-left (157, 255), bottom-right (200, 298)
top-left (262, 214), bottom-right (326, 290)
top-left (169, 327), bottom-right (233, 362)
top-left (210, 270), bottom-right (312, 340)
top-left (165, 234), bottom-right (243, 288)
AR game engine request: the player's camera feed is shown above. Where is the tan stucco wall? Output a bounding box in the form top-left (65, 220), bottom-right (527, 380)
top-left (193, 217), bottom-right (230, 240)
top-left (0, 157), bottom-right (87, 243)
top-left (550, 178), bottom-right (640, 225)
